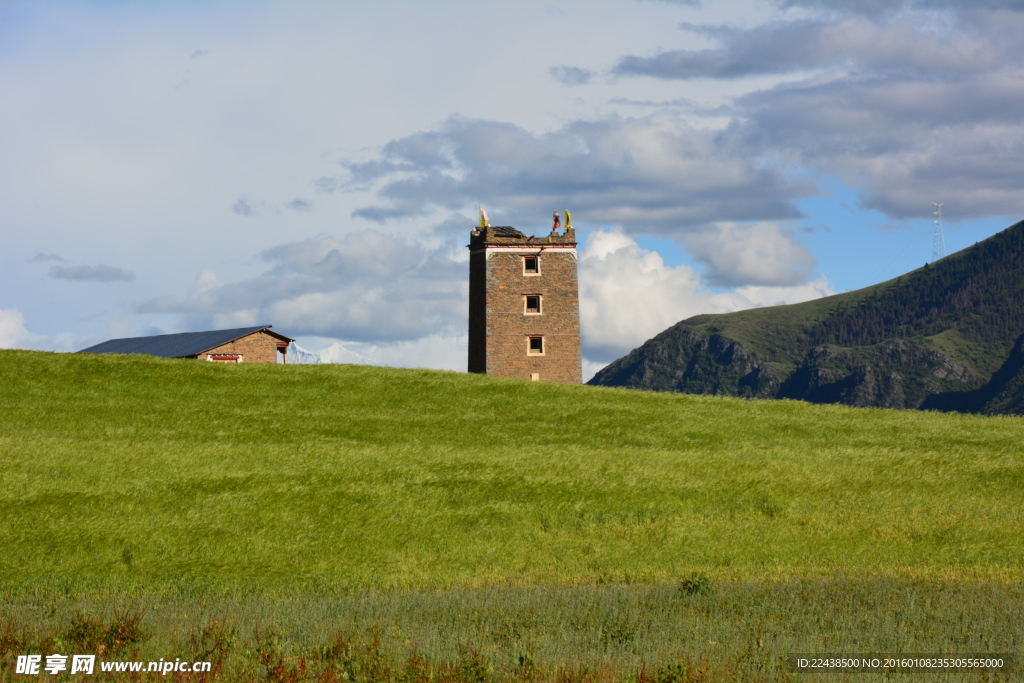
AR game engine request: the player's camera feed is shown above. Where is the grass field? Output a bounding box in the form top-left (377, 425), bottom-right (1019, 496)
top-left (2, 580), bottom-right (1020, 682)
top-left (1, 350), bottom-right (1022, 680)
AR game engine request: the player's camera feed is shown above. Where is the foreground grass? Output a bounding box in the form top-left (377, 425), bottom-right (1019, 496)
top-left (1, 349), bottom-right (1022, 591)
top-left (2, 579), bottom-right (1020, 682)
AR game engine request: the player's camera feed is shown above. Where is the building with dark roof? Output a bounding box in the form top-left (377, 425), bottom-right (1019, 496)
top-left (78, 325), bottom-right (294, 363)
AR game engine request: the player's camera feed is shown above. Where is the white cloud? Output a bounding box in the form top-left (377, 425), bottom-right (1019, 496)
top-left (48, 264), bottom-right (136, 283)
top-left (615, 15), bottom-right (1009, 80)
top-left (290, 340), bottom-right (377, 365)
top-left (723, 276), bottom-right (835, 310)
top-left (579, 230), bottom-right (834, 361)
top-left (580, 231), bottom-right (706, 360)
top-left (682, 221), bottom-right (817, 287)
top-left (30, 253), bottom-right (66, 263)
top-left (370, 333), bottom-right (467, 372)
top-left (0, 309), bottom-right (29, 349)
top-left (286, 198), bottom-right (313, 212)
top-left (343, 113), bottom-right (811, 232)
top-left (136, 230), bottom-right (466, 344)
top-left (582, 359), bottom-right (610, 384)
top-left (549, 66), bottom-right (595, 86)
top-left (293, 333), bottom-right (467, 372)
top-left (0, 308), bottom-right (99, 352)
top-left (608, 5), bottom-right (1024, 221)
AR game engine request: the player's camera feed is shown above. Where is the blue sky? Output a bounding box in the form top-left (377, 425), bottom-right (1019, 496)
top-left (2, 1), bottom-right (1022, 379)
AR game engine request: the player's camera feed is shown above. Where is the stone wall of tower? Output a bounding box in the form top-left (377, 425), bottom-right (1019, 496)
top-left (468, 249), bottom-right (488, 374)
top-left (467, 225), bottom-right (582, 384)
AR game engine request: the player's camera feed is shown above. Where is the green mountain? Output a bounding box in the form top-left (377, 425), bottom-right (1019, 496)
top-left (589, 219), bottom-right (1024, 415)
top-left (925, 332), bottom-right (1024, 415)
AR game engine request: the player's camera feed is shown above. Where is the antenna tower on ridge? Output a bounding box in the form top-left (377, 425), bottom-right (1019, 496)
top-left (932, 202), bottom-right (946, 262)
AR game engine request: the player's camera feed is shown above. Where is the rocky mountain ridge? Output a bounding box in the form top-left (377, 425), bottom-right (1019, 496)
top-left (589, 219), bottom-right (1024, 416)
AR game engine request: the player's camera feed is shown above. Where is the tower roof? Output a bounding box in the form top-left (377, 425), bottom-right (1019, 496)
top-left (469, 224), bottom-right (575, 249)
top-left (490, 226), bottom-right (526, 238)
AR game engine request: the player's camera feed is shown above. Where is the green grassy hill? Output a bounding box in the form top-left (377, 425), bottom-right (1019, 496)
top-left (2, 350), bottom-right (1022, 680)
top-left (590, 219), bottom-right (1024, 413)
top-left (2, 349), bottom-right (1022, 592)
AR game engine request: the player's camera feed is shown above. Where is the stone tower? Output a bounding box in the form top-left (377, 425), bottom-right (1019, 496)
top-left (468, 212), bottom-right (582, 383)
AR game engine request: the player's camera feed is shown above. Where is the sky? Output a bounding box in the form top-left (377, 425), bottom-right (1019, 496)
top-left (2, 0), bottom-right (1023, 380)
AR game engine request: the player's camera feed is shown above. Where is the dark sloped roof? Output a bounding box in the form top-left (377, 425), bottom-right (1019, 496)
top-left (78, 325), bottom-right (293, 358)
top-left (491, 226), bottom-right (525, 237)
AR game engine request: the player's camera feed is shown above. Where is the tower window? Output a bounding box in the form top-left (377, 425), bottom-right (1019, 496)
top-left (527, 336), bottom-right (544, 355)
top-left (525, 295), bottom-right (541, 314)
top-left (523, 255), bottom-right (540, 275)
